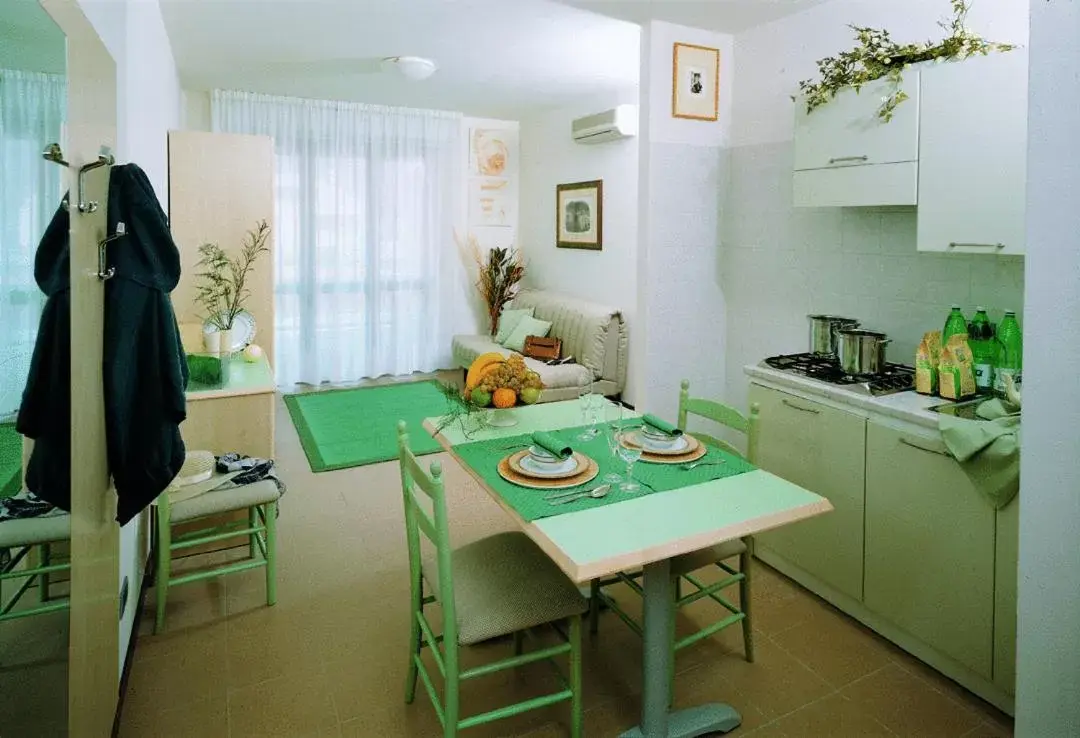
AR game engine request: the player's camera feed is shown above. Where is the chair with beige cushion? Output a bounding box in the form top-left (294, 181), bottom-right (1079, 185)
top-left (398, 420), bottom-right (587, 737)
top-left (0, 513), bottom-right (71, 622)
top-left (451, 289), bottom-right (628, 402)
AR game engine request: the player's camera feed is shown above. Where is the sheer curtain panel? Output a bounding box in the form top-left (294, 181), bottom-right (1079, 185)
top-left (211, 90), bottom-right (464, 387)
top-left (0, 70), bottom-right (65, 418)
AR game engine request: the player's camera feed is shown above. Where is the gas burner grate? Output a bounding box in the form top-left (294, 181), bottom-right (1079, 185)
top-left (763, 353), bottom-right (915, 396)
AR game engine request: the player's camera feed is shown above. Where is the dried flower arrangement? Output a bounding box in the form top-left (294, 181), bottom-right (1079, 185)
top-left (457, 232), bottom-right (525, 337)
top-left (795, 0), bottom-right (1016, 122)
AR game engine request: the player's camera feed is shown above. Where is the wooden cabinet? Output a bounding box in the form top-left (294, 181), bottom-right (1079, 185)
top-left (916, 51), bottom-right (1028, 254)
top-left (793, 73), bottom-right (921, 207)
top-left (864, 421), bottom-right (996, 678)
top-left (994, 498), bottom-right (1019, 694)
top-left (749, 384), bottom-right (866, 601)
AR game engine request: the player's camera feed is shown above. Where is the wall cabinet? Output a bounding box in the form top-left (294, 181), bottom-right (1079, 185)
top-left (917, 51), bottom-right (1028, 254)
top-left (793, 73), bottom-right (921, 207)
top-left (748, 385), bottom-right (866, 601)
top-left (864, 422), bottom-right (996, 678)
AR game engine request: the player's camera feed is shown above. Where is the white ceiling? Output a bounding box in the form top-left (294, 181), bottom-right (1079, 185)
top-left (160, 0), bottom-right (642, 120)
top-left (556, 0), bottom-right (828, 34)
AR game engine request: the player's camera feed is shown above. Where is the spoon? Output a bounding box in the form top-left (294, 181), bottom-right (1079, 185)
top-left (681, 459), bottom-right (725, 472)
top-left (548, 485), bottom-right (612, 505)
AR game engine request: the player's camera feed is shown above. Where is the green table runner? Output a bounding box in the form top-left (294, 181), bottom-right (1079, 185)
top-left (452, 424), bottom-right (756, 522)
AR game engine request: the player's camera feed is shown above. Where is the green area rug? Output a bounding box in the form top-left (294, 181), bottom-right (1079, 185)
top-left (1, 422), bottom-right (22, 499)
top-left (284, 381), bottom-right (448, 473)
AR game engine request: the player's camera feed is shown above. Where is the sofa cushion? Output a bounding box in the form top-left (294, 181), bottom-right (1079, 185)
top-left (502, 315), bottom-right (552, 352)
top-left (511, 290), bottom-right (620, 376)
top-left (494, 307), bottom-right (534, 344)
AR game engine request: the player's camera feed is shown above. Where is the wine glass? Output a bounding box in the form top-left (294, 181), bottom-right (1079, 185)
top-left (576, 381), bottom-right (599, 441)
top-left (603, 403), bottom-right (625, 484)
top-left (617, 421), bottom-right (645, 493)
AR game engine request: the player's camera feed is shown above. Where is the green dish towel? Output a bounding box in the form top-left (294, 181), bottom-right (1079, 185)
top-left (642, 414), bottom-right (683, 437)
top-left (532, 432), bottom-right (572, 460)
top-left (939, 401), bottom-right (1021, 509)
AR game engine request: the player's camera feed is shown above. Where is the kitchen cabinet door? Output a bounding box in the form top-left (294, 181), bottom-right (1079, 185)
top-left (793, 73), bottom-right (920, 207)
top-left (865, 422), bottom-right (996, 678)
top-left (994, 499), bottom-right (1019, 695)
top-left (917, 51), bottom-right (1028, 254)
top-left (749, 384), bottom-right (866, 601)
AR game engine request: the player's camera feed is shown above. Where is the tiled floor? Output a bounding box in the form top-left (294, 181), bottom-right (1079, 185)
top-left (115, 388), bottom-right (1014, 738)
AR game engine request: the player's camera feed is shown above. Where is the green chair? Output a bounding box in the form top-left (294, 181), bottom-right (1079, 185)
top-left (154, 480), bottom-right (279, 633)
top-left (590, 380), bottom-right (760, 681)
top-left (398, 420), bottom-right (586, 738)
top-left (0, 516), bottom-right (71, 622)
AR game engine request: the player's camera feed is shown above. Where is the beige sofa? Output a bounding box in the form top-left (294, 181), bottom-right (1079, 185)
top-left (451, 289), bottom-right (628, 402)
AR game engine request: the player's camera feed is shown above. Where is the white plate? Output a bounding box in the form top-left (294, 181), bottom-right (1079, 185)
top-left (642, 434), bottom-right (689, 453)
top-left (528, 445), bottom-right (562, 464)
top-left (518, 454), bottom-right (580, 478)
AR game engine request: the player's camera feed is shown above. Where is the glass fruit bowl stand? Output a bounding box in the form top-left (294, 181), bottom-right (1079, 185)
top-left (464, 352), bottom-right (544, 428)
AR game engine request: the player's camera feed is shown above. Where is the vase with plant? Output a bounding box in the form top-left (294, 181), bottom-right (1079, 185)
top-left (194, 220), bottom-right (271, 355)
top-left (795, 0), bottom-right (1015, 122)
top-left (457, 232), bottom-right (525, 337)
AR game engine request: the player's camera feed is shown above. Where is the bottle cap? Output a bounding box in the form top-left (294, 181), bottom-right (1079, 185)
top-left (1004, 310), bottom-right (1016, 315)
top-left (975, 306), bottom-right (986, 312)
top-left (951, 304), bottom-right (961, 310)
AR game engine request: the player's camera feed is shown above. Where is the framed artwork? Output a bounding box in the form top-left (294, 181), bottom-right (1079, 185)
top-left (470, 128), bottom-right (517, 177)
top-left (672, 42), bottom-right (720, 121)
top-left (556, 180), bottom-right (603, 251)
top-left (468, 177), bottom-right (514, 227)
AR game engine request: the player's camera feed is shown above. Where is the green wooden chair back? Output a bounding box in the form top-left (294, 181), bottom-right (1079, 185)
top-left (397, 420), bottom-right (459, 649)
top-left (677, 379), bottom-right (760, 463)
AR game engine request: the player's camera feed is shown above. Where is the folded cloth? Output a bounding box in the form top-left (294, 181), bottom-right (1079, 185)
top-left (0, 490), bottom-right (56, 522)
top-left (939, 411), bottom-right (1020, 509)
top-left (531, 432), bottom-right (572, 460)
top-left (216, 453), bottom-right (286, 498)
top-left (642, 414), bottom-right (683, 437)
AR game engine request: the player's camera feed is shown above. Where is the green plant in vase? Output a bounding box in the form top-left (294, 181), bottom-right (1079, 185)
top-left (193, 220), bottom-right (271, 355)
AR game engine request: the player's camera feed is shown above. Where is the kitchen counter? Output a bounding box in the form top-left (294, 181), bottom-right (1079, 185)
top-left (744, 363), bottom-right (951, 430)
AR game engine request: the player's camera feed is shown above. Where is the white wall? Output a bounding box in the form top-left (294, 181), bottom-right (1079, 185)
top-left (518, 97), bottom-right (639, 401)
top-left (721, 0), bottom-right (1028, 413)
top-left (636, 20), bottom-right (733, 420)
top-left (79, 0), bottom-right (182, 674)
top-left (1016, 2), bottom-right (1080, 734)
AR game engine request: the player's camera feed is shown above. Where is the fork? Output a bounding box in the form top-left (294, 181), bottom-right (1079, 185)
top-left (681, 460), bottom-right (726, 472)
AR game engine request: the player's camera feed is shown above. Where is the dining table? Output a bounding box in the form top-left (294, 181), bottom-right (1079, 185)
top-left (424, 397), bottom-right (833, 738)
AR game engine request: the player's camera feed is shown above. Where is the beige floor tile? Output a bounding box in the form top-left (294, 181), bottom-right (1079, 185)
top-left (961, 721), bottom-right (1013, 738)
top-left (891, 649), bottom-right (1014, 730)
top-left (227, 671), bottom-right (338, 737)
top-left (770, 599), bottom-right (896, 688)
top-left (124, 626), bottom-right (230, 716)
top-left (840, 663), bottom-right (984, 738)
top-left (119, 695), bottom-right (229, 738)
top-left (761, 692), bottom-right (895, 737)
top-left (225, 603), bottom-right (327, 689)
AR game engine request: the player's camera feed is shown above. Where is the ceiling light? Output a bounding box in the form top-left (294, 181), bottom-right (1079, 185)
top-left (381, 56), bottom-right (438, 81)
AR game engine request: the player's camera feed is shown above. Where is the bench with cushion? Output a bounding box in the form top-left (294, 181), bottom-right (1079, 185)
top-left (451, 289), bottom-right (628, 402)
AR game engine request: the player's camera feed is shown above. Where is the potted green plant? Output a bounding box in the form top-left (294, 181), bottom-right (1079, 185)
top-left (194, 220), bottom-right (270, 355)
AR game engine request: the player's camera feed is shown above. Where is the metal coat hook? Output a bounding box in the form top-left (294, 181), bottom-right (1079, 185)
top-left (97, 222), bottom-right (126, 281)
top-left (41, 144), bottom-right (115, 213)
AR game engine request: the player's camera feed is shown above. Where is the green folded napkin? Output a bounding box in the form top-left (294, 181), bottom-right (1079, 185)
top-left (939, 413), bottom-right (1021, 510)
top-left (642, 414), bottom-right (683, 437)
top-left (531, 432), bottom-right (572, 460)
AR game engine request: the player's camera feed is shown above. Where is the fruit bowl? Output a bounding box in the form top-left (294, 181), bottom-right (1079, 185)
top-left (463, 352), bottom-right (545, 415)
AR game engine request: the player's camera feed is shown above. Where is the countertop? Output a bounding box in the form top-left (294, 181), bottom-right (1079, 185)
top-left (744, 363), bottom-right (951, 430)
top-left (187, 355), bottom-right (276, 401)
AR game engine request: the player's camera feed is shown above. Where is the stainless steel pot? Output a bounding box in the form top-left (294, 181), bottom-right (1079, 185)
top-left (837, 329), bottom-right (891, 376)
top-left (808, 315), bottom-right (860, 355)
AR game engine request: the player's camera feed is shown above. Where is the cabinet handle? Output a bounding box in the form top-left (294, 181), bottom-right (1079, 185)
top-left (828, 155), bottom-right (869, 165)
top-left (781, 399), bottom-right (821, 415)
top-left (949, 242), bottom-right (1005, 250)
top-left (899, 437), bottom-right (951, 457)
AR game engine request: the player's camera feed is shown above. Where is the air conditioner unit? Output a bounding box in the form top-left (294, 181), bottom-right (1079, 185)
top-left (571, 104), bottom-right (638, 144)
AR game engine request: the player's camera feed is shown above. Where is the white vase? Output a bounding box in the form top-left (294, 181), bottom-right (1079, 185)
top-left (217, 328), bottom-right (233, 356)
top-left (202, 328), bottom-right (221, 354)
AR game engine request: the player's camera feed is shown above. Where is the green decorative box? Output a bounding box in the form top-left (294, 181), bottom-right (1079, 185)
top-left (185, 352), bottom-right (234, 392)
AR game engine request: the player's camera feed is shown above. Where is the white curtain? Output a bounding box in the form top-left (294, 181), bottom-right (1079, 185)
top-left (0, 70), bottom-right (65, 418)
top-left (211, 90), bottom-right (466, 387)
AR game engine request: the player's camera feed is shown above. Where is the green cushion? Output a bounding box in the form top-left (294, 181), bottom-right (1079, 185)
top-left (494, 308), bottom-right (534, 344)
top-left (422, 531), bottom-right (587, 645)
top-left (502, 315), bottom-right (552, 352)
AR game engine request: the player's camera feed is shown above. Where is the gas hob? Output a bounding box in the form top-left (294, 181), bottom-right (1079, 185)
top-left (763, 353), bottom-right (916, 396)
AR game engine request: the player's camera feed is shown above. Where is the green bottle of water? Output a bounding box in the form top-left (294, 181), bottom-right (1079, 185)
top-left (969, 307), bottom-right (997, 393)
top-left (994, 311), bottom-right (1023, 396)
top-left (943, 305), bottom-right (968, 345)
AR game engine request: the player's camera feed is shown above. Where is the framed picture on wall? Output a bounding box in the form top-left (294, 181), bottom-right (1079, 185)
top-left (672, 42), bottom-right (720, 121)
top-left (556, 180), bottom-right (603, 251)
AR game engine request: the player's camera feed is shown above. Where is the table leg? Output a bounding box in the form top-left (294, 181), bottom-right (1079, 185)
top-left (619, 559), bottom-right (742, 738)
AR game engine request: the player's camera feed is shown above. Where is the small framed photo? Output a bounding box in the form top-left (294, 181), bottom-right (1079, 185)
top-left (556, 180), bottom-right (603, 251)
top-left (672, 42), bottom-right (720, 121)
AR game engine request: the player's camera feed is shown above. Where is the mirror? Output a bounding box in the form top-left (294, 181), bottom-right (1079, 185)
top-left (0, 1), bottom-right (68, 734)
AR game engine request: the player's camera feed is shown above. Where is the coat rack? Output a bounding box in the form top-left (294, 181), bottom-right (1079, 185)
top-left (42, 143), bottom-right (115, 213)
